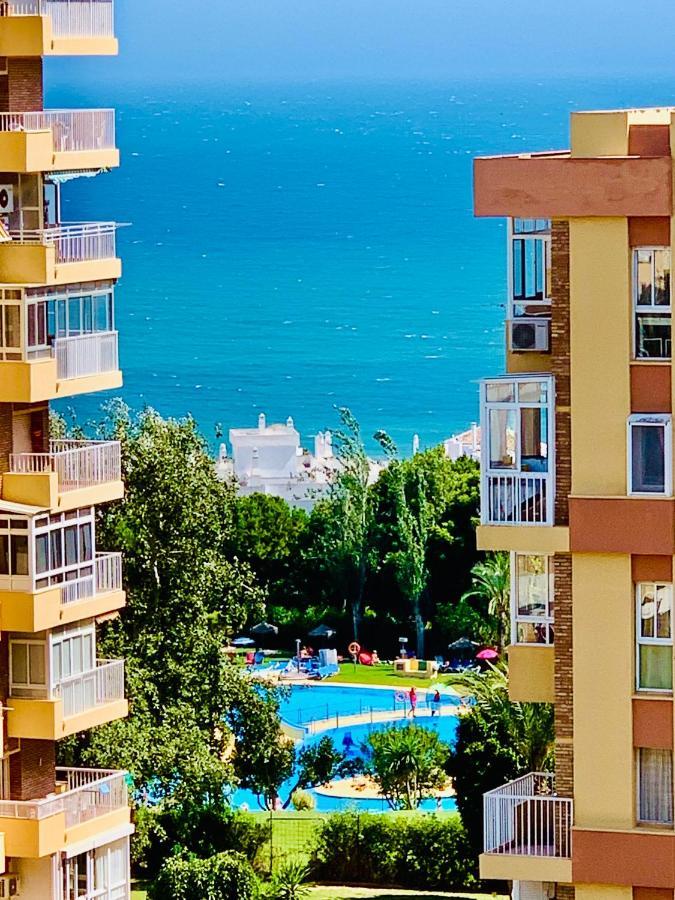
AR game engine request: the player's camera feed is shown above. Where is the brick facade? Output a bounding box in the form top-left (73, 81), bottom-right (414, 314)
top-left (551, 219), bottom-right (571, 526)
top-left (2, 58), bottom-right (43, 111)
top-left (9, 739), bottom-right (55, 801)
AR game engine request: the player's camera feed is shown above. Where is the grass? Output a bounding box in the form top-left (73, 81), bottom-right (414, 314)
top-left (309, 890), bottom-right (506, 899)
top-left (330, 663), bottom-right (442, 687)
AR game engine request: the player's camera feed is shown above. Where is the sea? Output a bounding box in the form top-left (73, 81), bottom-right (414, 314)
top-left (45, 75), bottom-right (675, 452)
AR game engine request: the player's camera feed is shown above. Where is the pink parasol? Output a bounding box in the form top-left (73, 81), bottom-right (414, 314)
top-left (476, 648), bottom-right (499, 660)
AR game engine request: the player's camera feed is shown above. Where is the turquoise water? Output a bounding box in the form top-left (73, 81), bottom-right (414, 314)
top-left (232, 683), bottom-right (459, 812)
top-left (46, 76), bottom-right (675, 449)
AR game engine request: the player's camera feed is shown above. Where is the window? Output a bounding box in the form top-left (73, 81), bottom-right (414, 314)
top-left (637, 583), bottom-right (673, 691)
top-left (484, 379), bottom-right (551, 473)
top-left (634, 248), bottom-right (671, 359)
top-left (10, 640), bottom-right (46, 698)
top-left (62, 837), bottom-right (130, 900)
top-left (510, 219), bottom-right (552, 311)
top-left (32, 507), bottom-right (95, 590)
top-left (512, 554), bottom-right (554, 644)
top-left (638, 748), bottom-right (673, 825)
top-left (26, 286), bottom-right (115, 353)
top-left (628, 415), bottom-right (672, 495)
top-left (0, 518), bottom-right (29, 577)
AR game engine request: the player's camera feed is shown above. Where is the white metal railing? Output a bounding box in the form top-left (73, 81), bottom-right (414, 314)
top-left (9, 438), bottom-right (121, 489)
top-left (9, 222), bottom-right (117, 263)
top-left (483, 472), bottom-right (553, 525)
top-left (54, 330), bottom-right (119, 379)
top-left (4, 0), bottom-right (114, 38)
top-left (0, 768), bottom-right (127, 824)
top-left (53, 659), bottom-right (124, 718)
top-left (0, 109), bottom-right (115, 153)
top-left (59, 551), bottom-right (122, 605)
top-left (483, 772), bottom-right (572, 859)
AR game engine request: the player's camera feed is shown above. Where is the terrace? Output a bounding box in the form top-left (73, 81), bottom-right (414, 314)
top-left (0, 0), bottom-right (117, 56)
top-left (0, 109), bottom-right (118, 172)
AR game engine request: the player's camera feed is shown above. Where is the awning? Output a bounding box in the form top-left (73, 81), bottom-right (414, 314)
top-left (0, 499), bottom-right (48, 517)
top-left (46, 168), bottom-right (107, 185)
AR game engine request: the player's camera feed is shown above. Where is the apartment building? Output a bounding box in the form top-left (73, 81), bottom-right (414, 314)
top-left (474, 107), bottom-right (675, 900)
top-left (0, 2), bottom-right (131, 897)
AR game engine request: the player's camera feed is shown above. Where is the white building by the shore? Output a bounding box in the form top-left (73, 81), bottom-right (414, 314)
top-left (443, 422), bottom-right (480, 462)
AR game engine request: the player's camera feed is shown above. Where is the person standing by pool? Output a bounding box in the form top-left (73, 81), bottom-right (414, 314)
top-left (409, 686), bottom-right (417, 718)
top-left (431, 688), bottom-right (441, 716)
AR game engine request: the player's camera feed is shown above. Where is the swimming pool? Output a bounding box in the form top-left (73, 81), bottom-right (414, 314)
top-left (279, 682), bottom-right (459, 727)
top-left (231, 683), bottom-right (460, 813)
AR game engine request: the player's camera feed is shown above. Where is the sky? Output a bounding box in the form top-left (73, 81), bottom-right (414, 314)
top-left (46, 0), bottom-right (675, 88)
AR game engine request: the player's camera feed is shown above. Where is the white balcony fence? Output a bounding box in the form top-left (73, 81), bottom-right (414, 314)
top-left (0, 109), bottom-right (115, 153)
top-left (483, 472), bottom-right (553, 525)
top-left (54, 330), bottom-right (119, 379)
top-left (53, 658), bottom-right (125, 718)
top-left (5, 0), bottom-right (115, 38)
top-left (9, 438), bottom-right (121, 489)
top-left (59, 551), bottom-right (123, 605)
top-left (484, 772), bottom-right (572, 859)
top-left (10, 222), bottom-right (117, 264)
top-left (0, 768), bottom-right (127, 824)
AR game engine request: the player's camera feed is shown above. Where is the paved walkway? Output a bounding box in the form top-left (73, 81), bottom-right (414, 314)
top-left (306, 703), bottom-right (461, 735)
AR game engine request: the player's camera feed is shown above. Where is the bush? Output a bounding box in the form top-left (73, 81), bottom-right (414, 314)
top-left (290, 789), bottom-right (315, 811)
top-left (149, 850), bottom-right (257, 900)
top-left (309, 810), bottom-right (475, 890)
top-left (135, 802), bottom-right (270, 880)
top-left (266, 856), bottom-right (313, 900)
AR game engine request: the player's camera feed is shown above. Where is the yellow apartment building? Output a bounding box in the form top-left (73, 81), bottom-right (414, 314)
top-left (474, 107), bottom-right (675, 900)
top-left (0, 1), bottom-right (132, 897)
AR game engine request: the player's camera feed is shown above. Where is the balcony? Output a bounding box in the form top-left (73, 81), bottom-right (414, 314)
top-left (0, 768), bottom-right (129, 858)
top-left (0, 551), bottom-right (125, 632)
top-left (0, 222), bottom-right (121, 286)
top-left (7, 659), bottom-right (127, 740)
top-left (481, 773), bottom-right (573, 883)
top-left (4, 438), bottom-right (123, 510)
top-left (0, 0), bottom-right (117, 57)
top-left (0, 109), bottom-right (118, 173)
top-left (480, 375), bottom-right (555, 527)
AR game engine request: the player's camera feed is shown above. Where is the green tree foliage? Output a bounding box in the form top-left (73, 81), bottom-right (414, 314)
top-left (283, 735), bottom-right (358, 808)
top-left (461, 552), bottom-right (510, 652)
top-left (149, 851), bottom-right (258, 900)
top-left (367, 724), bottom-right (449, 809)
top-left (58, 404), bottom-right (268, 802)
top-left (447, 662), bottom-right (555, 855)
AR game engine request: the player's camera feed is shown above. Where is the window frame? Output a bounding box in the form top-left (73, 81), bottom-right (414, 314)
top-left (511, 552), bottom-right (554, 645)
top-left (637, 747), bottom-right (674, 827)
top-left (9, 638), bottom-right (48, 698)
top-left (633, 246), bottom-right (672, 360)
top-left (636, 582), bottom-right (673, 693)
top-left (627, 414), bottom-right (672, 497)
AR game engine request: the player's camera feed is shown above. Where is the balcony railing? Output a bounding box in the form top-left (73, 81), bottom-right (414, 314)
top-left (54, 330), bottom-right (119, 379)
top-left (60, 551), bottom-right (123, 605)
top-left (484, 772), bottom-right (572, 859)
top-left (9, 222), bottom-right (117, 263)
top-left (5, 0), bottom-right (115, 38)
top-left (484, 472), bottom-right (552, 525)
top-left (0, 768), bottom-right (127, 825)
top-left (0, 109), bottom-right (115, 153)
top-left (9, 438), bottom-right (121, 489)
top-left (53, 658), bottom-right (124, 718)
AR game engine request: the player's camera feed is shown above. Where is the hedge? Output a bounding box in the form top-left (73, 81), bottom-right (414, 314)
top-left (310, 811), bottom-right (476, 890)
top-left (149, 850), bottom-right (258, 900)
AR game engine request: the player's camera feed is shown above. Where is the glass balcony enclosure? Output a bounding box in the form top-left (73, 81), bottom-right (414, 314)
top-left (0, 507), bottom-right (122, 601)
top-left (480, 375), bottom-right (555, 525)
top-left (0, 284), bottom-right (118, 379)
top-left (634, 247), bottom-right (671, 359)
top-left (508, 219), bottom-right (551, 353)
top-left (511, 553), bottom-right (554, 644)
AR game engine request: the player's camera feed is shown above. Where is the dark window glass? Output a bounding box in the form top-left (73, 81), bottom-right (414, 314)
top-left (11, 534), bottom-right (27, 576)
top-left (79, 524), bottom-right (92, 562)
top-left (632, 425), bottom-right (666, 493)
top-left (0, 535), bottom-right (8, 575)
top-left (64, 525), bottom-right (78, 567)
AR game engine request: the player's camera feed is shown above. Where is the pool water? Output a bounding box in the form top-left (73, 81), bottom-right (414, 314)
top-left (231, 683), bottom-right (460, 813)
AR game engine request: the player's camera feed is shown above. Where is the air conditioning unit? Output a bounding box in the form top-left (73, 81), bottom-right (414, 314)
top-left (510, 317), bottom-right (550, 352)
top-left (0, 874), bottom-right (20, 897)
top-left (0, 186), bottom-right (13, 214)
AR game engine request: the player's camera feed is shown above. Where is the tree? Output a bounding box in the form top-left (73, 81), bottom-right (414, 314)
top-left (282, 735), bottom-right (358, 808)
top-left (382, 461), bottom-right (432, 658)
top-left (447, 662), bottom-right (555, 855)
top-left (367, 724), bottom-right (449, 809)
top-left (318, 407), bottom-right (374, 640)
top-left (461, 552), bottom-right (510, 653)
top-left (58, 403), bottom-right (266, 802)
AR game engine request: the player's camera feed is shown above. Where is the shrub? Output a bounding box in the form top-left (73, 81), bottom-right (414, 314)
top-left (310, 811), bottom-right (475, 890)
top-left (290, 789), bottom-right (315, 811)
top-left (149, 850), bottom-right (257, 900)
top-left (136, 802), bottom-right (270, 879)
top-left (266, 857), bottom-right (313, 900)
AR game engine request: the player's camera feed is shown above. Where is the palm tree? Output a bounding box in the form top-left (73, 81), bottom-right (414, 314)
top-left (461, 552), bottom-right (510, 653)
top-left (450, 661), bottom-right (554, 771)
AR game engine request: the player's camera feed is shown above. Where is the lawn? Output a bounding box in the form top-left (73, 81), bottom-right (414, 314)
top-left (331, 663), bottom-right (443, 687)
top-left (309, 890), bottom-right (505, 899)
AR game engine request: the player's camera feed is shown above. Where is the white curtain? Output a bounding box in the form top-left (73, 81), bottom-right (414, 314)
top-left (639, 748), bottom-right (673, 824)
